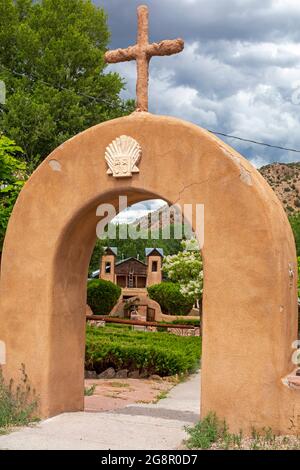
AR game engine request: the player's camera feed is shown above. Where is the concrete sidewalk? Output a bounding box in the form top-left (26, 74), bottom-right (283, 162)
top-left (0, 372), bottom-right (200, 450)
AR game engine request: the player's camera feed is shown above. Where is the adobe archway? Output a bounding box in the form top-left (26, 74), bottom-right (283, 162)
top-left (0, 112), bottom-right (299, 434)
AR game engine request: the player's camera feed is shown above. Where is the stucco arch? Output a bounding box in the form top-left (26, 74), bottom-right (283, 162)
top-left (0, 112), bottom-right (299, 433)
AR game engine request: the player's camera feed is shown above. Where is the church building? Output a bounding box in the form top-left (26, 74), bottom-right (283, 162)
top-left (99, 247), bottom-right (163, 289)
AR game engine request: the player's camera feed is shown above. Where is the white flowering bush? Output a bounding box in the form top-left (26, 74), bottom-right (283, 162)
top-left (163, 239), bottom-right (203, 302)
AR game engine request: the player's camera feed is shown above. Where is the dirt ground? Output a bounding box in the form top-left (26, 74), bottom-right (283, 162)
top-left (84, 377), bottom-right (177, 412)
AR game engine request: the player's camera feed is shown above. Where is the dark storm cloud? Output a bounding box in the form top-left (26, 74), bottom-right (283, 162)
top-left (93, 1), bottom-right (300, 166)
top-left (96, 0), bottom-right (300, 46)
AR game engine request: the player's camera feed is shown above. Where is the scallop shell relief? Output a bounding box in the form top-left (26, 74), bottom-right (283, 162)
top-left (105, 135), bottom-right (142, 178)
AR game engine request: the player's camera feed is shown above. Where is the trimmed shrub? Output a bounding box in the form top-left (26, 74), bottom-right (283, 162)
top-left (87, 279), bottom-right (121, 315)
top-left (148, 282), bottom-right (194, 316)
top-left (85, 325), bottom-right (201, 376)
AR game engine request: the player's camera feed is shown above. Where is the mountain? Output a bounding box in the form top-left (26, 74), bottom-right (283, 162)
top-left (133, 204), bottom-right (176, 231)
top-left (259, 162), bottom-right (300, 215)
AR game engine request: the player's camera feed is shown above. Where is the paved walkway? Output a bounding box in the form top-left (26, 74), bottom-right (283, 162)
top-left (84, 376), bottom-right (175, 412)
top-left (0, 372), bottom-right (200, 450)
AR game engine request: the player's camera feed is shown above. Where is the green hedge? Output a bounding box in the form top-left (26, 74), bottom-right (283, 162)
top-left (85, 325), bottom-right (201, 376)
top-left (87, 279), bottom-right (121, 315)
top-left (148, 282), bottom-right (194, 316)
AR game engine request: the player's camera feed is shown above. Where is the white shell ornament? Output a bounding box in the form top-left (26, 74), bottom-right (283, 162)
top-left (105, 135), bottom-right (142, 178)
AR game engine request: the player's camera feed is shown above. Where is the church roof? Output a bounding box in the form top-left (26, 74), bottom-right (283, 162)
top-left (103, 247), bottom-right (118, 256)
top-left (115, 257), bottom-right (147, 267)
top-left (145, 248), bottom-right (164, 257)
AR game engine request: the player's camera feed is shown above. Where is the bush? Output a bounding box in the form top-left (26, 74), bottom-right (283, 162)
top-left (148, 282), bottom-right (194, 316)
top-left (0, 364), bottom-right (38, 432)
top-left (85, 325), bottom-right (201, 376)
top-left (185, 413), bottom-right (228, 450)
top-left (185, 414), bottom-right (300, 450)
top-left (87, 279), bottom-right (121, 315)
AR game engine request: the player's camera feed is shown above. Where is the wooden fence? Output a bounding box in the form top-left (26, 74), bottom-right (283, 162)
top-left (86, 314), bottom-right (200, 335)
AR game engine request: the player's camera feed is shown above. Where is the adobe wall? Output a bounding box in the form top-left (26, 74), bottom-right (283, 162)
top-left (0, 112), bottom-right (298, 433)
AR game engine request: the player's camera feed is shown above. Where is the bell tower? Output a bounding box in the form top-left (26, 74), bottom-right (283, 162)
top-left (100, 247), bottom-right (117, 283)
top-left (146, 248), bottom-right (163, 286)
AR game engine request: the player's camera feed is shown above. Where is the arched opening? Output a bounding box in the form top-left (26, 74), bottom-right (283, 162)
top-left (49, 188), bottom-right (201, 413)
top-left (0, 113), bottom-right (298, 433)
top-left (84, 196), bottom-right (201, 412)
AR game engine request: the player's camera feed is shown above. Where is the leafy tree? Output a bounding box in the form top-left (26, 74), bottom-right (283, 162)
top-left (0, 135), bottom-right (27, 251)
top-left (162, 239), bottom-right (203, 327)
top-left (163, 239), bottom-right (203, 302)
top-left (0, 0), bottom-right (134, 169)
top-left (290, 213), bottom-right (300, 257)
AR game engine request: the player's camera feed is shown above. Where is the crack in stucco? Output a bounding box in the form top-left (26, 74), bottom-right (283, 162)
top-left (173, 173), bottom-right (242, 206)
top-left (176, 180), bottom-right (209, 202)
top-left (219, 143), bottom-right (253, 186)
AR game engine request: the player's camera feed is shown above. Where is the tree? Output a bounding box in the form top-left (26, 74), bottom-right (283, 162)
top-left (0, 0), bottom-right (134, 169)
top-left (290, 213), bottom-right (300, 257)
top-left (163, 239), bottom-right (203, 302)
top-left (0, 135), bottom-right (27, 251)
top-left (163, 238), bottom-right (203, 329)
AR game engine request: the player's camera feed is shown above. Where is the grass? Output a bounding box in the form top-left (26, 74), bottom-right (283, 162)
top-left (0, 364), bottom-right (39, 434)
top-left (101, 323), bottom-right (132, 331)
top-left (84, 384), bottom-right (96, 396)
top-left (185, 413), bottom-right (300, 450)
top-left (104, 393), bottom-right (126, 400)
top-left (155, 390), bottom-right (168, 401)
top-left (108, 382), bottom-right (130, 388)
top-left (185, 413), bottom-right (228, 449)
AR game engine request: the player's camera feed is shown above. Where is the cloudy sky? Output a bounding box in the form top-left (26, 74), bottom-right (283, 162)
top-left (95, 0), bottom-right (300, 170)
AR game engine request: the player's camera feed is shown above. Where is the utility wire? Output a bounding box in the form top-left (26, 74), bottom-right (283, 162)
top-left (0, 64), bottom-right (120, 107)
top-left (207, 130), bottom-right (300, 154)
top-left (1, 63), bottom-right (300, 154)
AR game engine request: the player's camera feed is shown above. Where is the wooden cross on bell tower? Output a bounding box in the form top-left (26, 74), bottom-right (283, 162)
top-left (105, 5), bottom-right (184, 112)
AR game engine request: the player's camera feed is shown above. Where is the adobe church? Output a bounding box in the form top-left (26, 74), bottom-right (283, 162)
top-left (99, 247), bottom-right (163, 290)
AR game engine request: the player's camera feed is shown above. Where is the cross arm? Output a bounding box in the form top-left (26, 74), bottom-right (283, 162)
top-left (147, 39), bottom-right (184, 57)
top-left (105, 46), bottom-right (137, 64)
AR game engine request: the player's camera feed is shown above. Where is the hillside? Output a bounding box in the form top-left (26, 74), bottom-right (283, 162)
top-left (259, 162), bottom-right (300, 215)
top-left (133, 204), bottom-right (177, 231)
